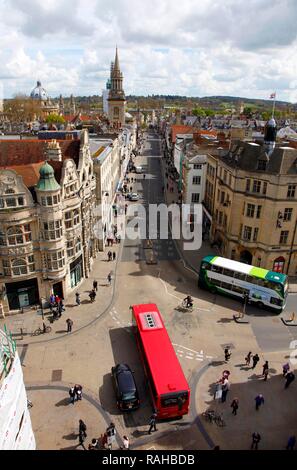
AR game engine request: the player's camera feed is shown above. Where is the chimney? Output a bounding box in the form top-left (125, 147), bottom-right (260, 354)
top-left (46, 139), bottom-right (62, 162)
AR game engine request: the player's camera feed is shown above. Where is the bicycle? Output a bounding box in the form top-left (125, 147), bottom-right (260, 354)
top-left (27, 399), bottom-right (33, 408)
top-left (176, 300), bottom-right (193, 312)
top-left (202, 410), bottom-right (226, 427)
top-left (32, 325), bottom-right (52, 336)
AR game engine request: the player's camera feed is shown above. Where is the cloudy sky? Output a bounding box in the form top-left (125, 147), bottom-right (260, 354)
top-left (0, 0), bottom-right (297, 101)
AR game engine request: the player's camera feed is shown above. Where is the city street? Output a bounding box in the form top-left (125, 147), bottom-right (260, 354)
top-left (3, 130), bottom-right (297, 450)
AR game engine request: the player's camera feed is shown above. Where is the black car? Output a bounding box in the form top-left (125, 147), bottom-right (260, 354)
top-left (111, 363), bottom-right (140, 411)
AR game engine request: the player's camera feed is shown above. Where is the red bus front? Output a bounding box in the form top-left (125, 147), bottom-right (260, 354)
top-left (131, 303), bottom-right (190, 419)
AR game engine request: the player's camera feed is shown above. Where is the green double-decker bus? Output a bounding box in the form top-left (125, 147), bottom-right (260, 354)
top-left (199, 255), bottom-right (288, 312)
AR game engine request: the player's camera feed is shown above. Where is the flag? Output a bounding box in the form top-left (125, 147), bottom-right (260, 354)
top-left (270, 92), bottom-right (276, 99)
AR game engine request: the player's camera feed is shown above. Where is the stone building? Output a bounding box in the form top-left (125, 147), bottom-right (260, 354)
top-left (0, 130), bottom-right (97, 315)
top-left (30, 80), bottom-right (59, 116)
top-left (108, 48), bottom-right (126, 129)
top-left (205, 135), bottom-right (297, 275)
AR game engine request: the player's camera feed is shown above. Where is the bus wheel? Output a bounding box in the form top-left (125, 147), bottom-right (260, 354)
top-left (256, 301), bottom-right (264, 308)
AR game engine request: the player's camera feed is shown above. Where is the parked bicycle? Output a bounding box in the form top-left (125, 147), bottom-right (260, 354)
top-left (202, 409), bottom-right (226, 427)
top-left (176, 300), bottom-right (193, 312)
top-left (32, 323), bottom-right (52, 336)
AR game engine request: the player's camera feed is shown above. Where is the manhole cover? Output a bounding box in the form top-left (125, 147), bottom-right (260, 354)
top-left (51, 369), bottom-right (62, 382)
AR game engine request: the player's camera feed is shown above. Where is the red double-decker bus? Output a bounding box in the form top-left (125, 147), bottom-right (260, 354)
top-left (131, 303), bottom-right (190, 419)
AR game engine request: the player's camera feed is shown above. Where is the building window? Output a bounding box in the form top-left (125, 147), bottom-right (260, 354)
top-left (243, 226), bottom-right (252, 241)
top-left (218, 211), bottom-right (223, 225)
top-left (273, 257), bottom-right (285, 273)
top-left (75, 238), bottom-right (81, 254)
top-left (223, 214), bottom-right (227, 227)
top-left (263, 182), bottom-right (267, 195)
top-left (220, 192), bottom-right (225, 204)
top-left (11, 256), bottom-right (35, 276)
top-left (257, 257), bottom-right (262, 267)
top-left (46, 250), bottom-right (65, 271)
top-left (246, 204), bottom-right (255, 218)
top-left (46, 196), bottom-right (53, 205)
top-left (253, 227), bottom-right (259, 241)
top-left (246, 179), bottom-right (251, 192)
top-left (191, 193), bottom-right (200, 203)
top-left (252, 180), bottom-right (261, 193)
top-left (43, 220), bottom-right (62, 240)
top-left (231, 249), bottom-right (236, 260)
top-left (217, 190), bottom-right (221, 202)
top-left (67, 240), bottom-right (74, 258)
top-left (193, 164), bottom-right (202, 169)
top-left (279, 231), bottom-right (289, 244)
top-left (256, 205), bottom-right (262, 219)
top-left (6, 225), bottom-right (32, 245)
top-left (284, 208), bottom-right (293, 222)
top-left (287, 185), bottom-right (296, 198)
top-left (192, 176), bottom-right (201, 185)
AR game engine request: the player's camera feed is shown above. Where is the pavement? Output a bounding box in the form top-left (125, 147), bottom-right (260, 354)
top-left (2, 130), bottom-right (297, 450)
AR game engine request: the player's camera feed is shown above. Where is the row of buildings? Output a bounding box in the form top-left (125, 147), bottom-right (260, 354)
top-left (161, 116), bottom-right (297, 278)
top-left (0, 50), bottom-right (137, 316)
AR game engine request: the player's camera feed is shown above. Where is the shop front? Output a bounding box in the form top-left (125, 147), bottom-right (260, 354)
top-left (5, 278), bottom-right (39, 311)
top-left (70, 255), bottom-right (83, 288)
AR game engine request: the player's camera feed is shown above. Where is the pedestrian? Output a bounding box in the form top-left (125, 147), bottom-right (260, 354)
top-left (108, 250), bottom-right (112, 261)
top-left (107, 272), bottom-right (112, 285)
top-left (230, 398), bottom-right (239, 415)
top-left (55, 294), bottom-right (60, 306)
top-left (255, 394), bottom-right (264, 410)
top-left (283, 362), bottom-right (290, 376)
top-left (130, 186), bottom-right (133, 192)
top-left (89, 289), bottom-right (96, 303)
top-left (262, 361), bottom-right (269, 380)
top-left (251, 432), bottom-right (261, 450)
top-left (286, 435), bottom-right (296, 450)
top-left (113, 251), bottom-right (116, 261)
top-left (245, 351), bottom-right (252, 366)
top-left (93, 280), bottom-right (98, 292)
top-left (69, 386), bottom-right (75, 404)
top-left (75, 384), bottom-right (83, 401)
top-left (121, 435), bottom-right (129, 450)
top-left (66, 318), bottom-right (73, 333)
top-left (106, 423), bottom-right (116, 450)
top-left (148, 412), bottom-right (158, 434)
top-left (49, 293), bottom-right (55, 311)
top-left (125, 204), bottom-right (128, 215)
top-left (252, 353), bottom-right (260, 369)
top-left (75, 292), bottom-right (81, 306)
top-left (143, 174), bottom-right (146, 179)
top-left (58, 301), bottom-right (63, 317)
top-left (79, 419), bottom-right (87, 438)
top-left (221, 379), bottom-right (230, 403)
top-left (88, 438), bottom-right (99, 450)
top-left (285, 371), bottom-right (295, 389)
top-left (224, 347), bottom-right (231, 362)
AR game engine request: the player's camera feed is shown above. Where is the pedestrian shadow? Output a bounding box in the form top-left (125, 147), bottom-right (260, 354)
top-left (248, 373), bottom-right (262, 380)
top-left (60, 444), bottom-right (81, 450)
top-left (55, 330), bottom-right (67, 334)
top-left (81, 300), bottom-right (90, 305)
top-left (131, 429), bottom-right (148, 438)
top-left (210, 361), bottom-right (226, 367)
top-left (65, 304), bottom-right (77, 308)
top-left (62, 432), bottom-right (78, 441)
top-left (217, 318), bottom-right (233, 323)
top-left (55, 398), bottom-right (71, 407)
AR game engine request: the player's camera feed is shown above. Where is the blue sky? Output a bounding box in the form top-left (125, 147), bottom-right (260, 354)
top-left (0, 0), bottom-right (297, 102)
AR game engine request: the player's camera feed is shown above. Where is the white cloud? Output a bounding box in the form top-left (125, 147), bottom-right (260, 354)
top-left (0, 0), bottom-right (296, 101)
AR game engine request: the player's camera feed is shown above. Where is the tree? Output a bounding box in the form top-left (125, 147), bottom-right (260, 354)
top-left (45, 114), bottom-right (65, 125)
top-left (4, 94), bottom-right (43, 123)
top-left (243, 106), bottom-right (253, 117)
top-left (192, 107), bottom-right (206, 117)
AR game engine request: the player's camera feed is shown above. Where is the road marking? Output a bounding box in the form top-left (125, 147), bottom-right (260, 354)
top-left (185, 355), bottom-right (194, 360)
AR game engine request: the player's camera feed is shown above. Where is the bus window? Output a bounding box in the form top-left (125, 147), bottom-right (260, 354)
top-left (232, 285), bottom-right (244, 294)
top-left (223, 268), bottom-right (234, 277)
top-left (201, 262), bottom-right (211, 270)
top-left (221, 281), bottom-right (232, 290)
top-left (270, 297), bottom-right (282, 306)
top-left (246, 275), bottom-right (256, 284)
top-left (161, 392), bottom-right (188, 408)
top-left (234, 272), bottom-right (246, 281)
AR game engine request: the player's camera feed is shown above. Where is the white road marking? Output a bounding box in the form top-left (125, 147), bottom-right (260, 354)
top-left (185, 355), bottom-right (193, 360)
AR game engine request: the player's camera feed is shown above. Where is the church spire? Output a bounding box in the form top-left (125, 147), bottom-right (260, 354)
top-left (114, 46), bottom-right (120, 71)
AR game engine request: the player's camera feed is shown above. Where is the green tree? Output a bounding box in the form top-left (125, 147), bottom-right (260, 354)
top-left (45, 114), bottom-right (65, 124)
top-left (243, 106), bottom-right (253, 116)
top-left (192, 107), bottom-right (206, 117)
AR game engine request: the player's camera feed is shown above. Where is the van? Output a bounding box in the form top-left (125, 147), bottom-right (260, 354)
top-left (135, 166), bottom-right (143, 174)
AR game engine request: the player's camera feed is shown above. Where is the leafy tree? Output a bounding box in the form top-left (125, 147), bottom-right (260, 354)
top-left (192, 107), bottom-right (206, 117)
top-left (45, 114), bottom-right (65, 124)
top-left (4, 94), bottom-right (42, 122)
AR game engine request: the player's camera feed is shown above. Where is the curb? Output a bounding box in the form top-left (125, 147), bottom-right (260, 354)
top-left (281, 317), bottom-right (297, 327)
top-left (233, 314), bottom-right (250, 324)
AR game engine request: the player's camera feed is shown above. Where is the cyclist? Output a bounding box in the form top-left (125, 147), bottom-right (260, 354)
top-left (183, 295), bottom-right (193, 309)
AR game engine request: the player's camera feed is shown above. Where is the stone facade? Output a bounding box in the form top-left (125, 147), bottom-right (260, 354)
top-left (0, 130), bottom-right (97, 315)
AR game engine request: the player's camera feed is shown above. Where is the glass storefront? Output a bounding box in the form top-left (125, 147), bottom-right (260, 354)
top-left (70, 255), bottom-right (83, 288)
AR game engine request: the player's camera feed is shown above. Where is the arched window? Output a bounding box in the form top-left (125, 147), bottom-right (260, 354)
top-left (12, 258), bottom-right (27, 276)
top-left (273, 256), bottom-right (285, 273)
top-left (5, 188), bottom-right (15, 194)
top-left (7, 226), bottom-right (23, 245)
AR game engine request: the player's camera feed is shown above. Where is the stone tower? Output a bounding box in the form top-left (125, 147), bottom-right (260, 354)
top-left (108, 47), bottom-right (126, 129)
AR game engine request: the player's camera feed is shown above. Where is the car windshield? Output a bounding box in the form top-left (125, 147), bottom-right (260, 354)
top-left (122, 391), bottom-right (137, 401)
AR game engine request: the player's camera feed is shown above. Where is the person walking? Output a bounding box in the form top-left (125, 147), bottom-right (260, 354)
top-left (108, 250), bottom-right (112, 261)
top-left (113, 251), bottom-right (116, 261)
top-left (79, 419), bottom-right (87, 438)
top-left (283, 362), bottom-right (290, 376)
top-left (58, 301), bottom-right (63, 317)
top-left (148, 412), bottom-right (158, 434)
top-left (245, 352), bottom-right (252, 366)
top-left (230, 398), bottom-right (239, 415)
top-left (49, 293), bottom-right (56, 312)
top-left (252, 353), bottom-right (260, 369)
top-left (69, 386), bottom-right (75, 404)
top-left (121, 435), bottom-right (129, 450)
top-left (255, 394), bottom-right (264, 410)
top-left (106, 423), bottom-right (116, 450)
top-left (107, 272), bottom-right (112, 285)
top-left (89, 289), bottom-right (96, 303)
top-left (262, 361), bottom-right (269, 381)
top-left (66, 318), bottom-right (73, 333)
top-left (75, 292), bottom-right (81, 306)
top-left (286, 435), bottom-right (296, 450)
top-left (221, 379), bottom-right (230, 403)
top-left (93, 280), bottom-right (98, 292)
top-left (75, 384), bottom-right (83, 401)
top-left (78, 430), bottom-right (86, 449)
top-left (224, 347), bottom-right (231, 362)
top-left (284, 371), bottom-right (295, 389)
top-left (251, 432), bottom-right (261, 450)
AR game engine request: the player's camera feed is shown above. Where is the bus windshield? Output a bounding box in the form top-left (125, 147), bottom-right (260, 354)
top-left (160, 391), bottom-right (189, 408)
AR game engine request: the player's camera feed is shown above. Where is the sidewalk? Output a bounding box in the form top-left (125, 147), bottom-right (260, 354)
top-left (0, 243), bottom-right (122, 345)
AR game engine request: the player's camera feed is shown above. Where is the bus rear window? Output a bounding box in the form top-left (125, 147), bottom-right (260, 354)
top-left (161, 392), bottom-right (188, 408)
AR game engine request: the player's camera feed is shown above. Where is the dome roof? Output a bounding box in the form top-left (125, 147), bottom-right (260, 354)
top-left (36, 162), bottom-right (60, 191)
top-left (30, 81), bottom-right (49, 101)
